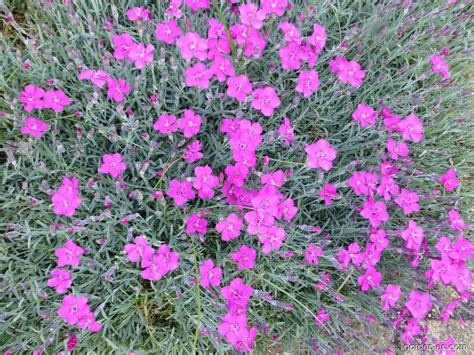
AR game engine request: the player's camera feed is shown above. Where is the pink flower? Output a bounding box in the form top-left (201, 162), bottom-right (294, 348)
top-left (225, 163), bottom-right (250, 187)
top-left (347, 171), bottom-right (378, 196)
top-left (166, 0), bottom-right (183, 18)
top-left (43, 90), bottom-right (72, 113)
top-left (221, 277), bottom-right (253, 307)
top-left (112, 33), bottom-right (135, 61)
top-left (360, 199), bottom-right (389, 228)
top-left (184, 140), bottom-right (204, 163)
top-left (231, 245), bottom-right (257, 270)
top-left (305, 139), bottom-right (337, 171)
top-left (199, 259), bottom-right (222, 288)
top-left (305, 243), bottom-right (323, 265)
top-left (185, 62), bottom-right (212, 88)
top-left (184, 0), bottom-right (210, 11)
top-left (77, 311), bottom-right (102, 332)
top-left (47, 268), bottom-right (72, 294)
top-left (210, 55), bottom-right (235, 82)
top-left (128, 43), bottom-right (155, 69)
top-left (439, 168), bottom-right (460, 192)
top-left (448, 210), bottom-right (469, 231)
top-left (258, 225), bottom-right (286, 253)
top-left (78, 69), bottom-right (109, 88)
top-left (279, 42), bottom-right (303, 70)
top-left (320, 183), bottom-right (337, 205)
top-left (226, 75), bottom-right (253, 102)
top-left (55, 240), bottom-right (84, 267)
top-left (153, 113), bottom-right (178, 134)
top-left (124, 236), bottom-right (154, 263)
top-left (57, 295), bottom-right (90, 325)
top-left (19, 84), bottom-right (44, 111)
top-left (308, 23), bottom-right (326, 54)
top-left (20, 117), bottom-right (49, 138)
top-left (218, 313), bottom-right (249, 345)
top-left (401, 220), bottom-right (424, 251)
top-left (386, 138), bottom-right (410, 160)
top-left (376, 175), bottom-right (399, 201)
top-left (358, 267), bottom-right (383, 292)
top-left (99, 153), bottom-right (126, 178)
top-left (398, 114), bottom-right (423, 143)
top-left (329, 56), bottom-right (365, 87)
top-left (435, 337), bottom-right (456, 355)
top-left (234, 326), bottom-right (257, 353)
top-left (278, 116), bottom-right (294, 146)
top-left (51, 180), bottom-right (82, 217)
top-left (186, 213), bottom-right (208, 234)
top-left (166, 179), bottom-right (195, 206)
top-left (176, 32), bottom-right (208, 61)
top-left (429, 55), bottom-right (450, 79)
top-left (216, 213), bottom-right (243, 241)
top-left (405, 290), bottom-right (432, 319)
top-left (295, 70), bottom-right (320, 97)
top-left (193, 165), bottom-right (219, 199)
top-left (126, 7), bottom-right (150, 21)
top-left (381, 284), bottom-right (401, 310)
top-left (251, 86), bottom-right (281, 117)
top-left (261, 0), bottom-right (288, 16)
top-left (141, 244), bottom-right (180, 281)
top-left (352, 103), bottom-right (376, 127)
top-left (177, 109), bottom-right (202, 137)
top-left (394, 189), bottom-right (420, 215)
top-left (279, 21), bottom-right (301, 44)
top-left (155, 19), bottom-right (182, 44)
top-left (240, 2), bottom-right (266, 29)
top-left (315, 308), bottom-right (330, 328)
top-left (106, 79), bottom-right (131, 102)
top-left (278, 197), bottom-right (298, 221)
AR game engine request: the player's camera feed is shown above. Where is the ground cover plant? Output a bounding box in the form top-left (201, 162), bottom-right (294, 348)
top-left (0, 0), bottom-right (473, 353)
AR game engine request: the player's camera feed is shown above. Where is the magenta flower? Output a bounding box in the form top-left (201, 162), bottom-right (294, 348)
top-left (153, 113), bottom-right (178, 134)
top-left (352, 103), bottom-right (376, 127)
top-left (112, 33), bottom-right (135, 60)
top-left (184, 0), bottom-right (210, 11)
top-left (357, 267), bottom-right (382, 292)
top-left (251, 86), bottom-right (281, 117)
top-left (278, 197), bottom-right (298, 221)
top-left (258, 225), bottom-right (286, 253)
top-left (347, 171), bottom-right (377, 196)
top-left (279, 42), bottom-right (303, 70)
top-left (184, 140), bottom-right (204, 163)
top-left (320, 183), bottom-right (337, 205)
top-left (439, 168), bottom-right (460, 192)
top-left (305, 139), bottom-right (337, 171)
top-left (51, 187), bottom-right (82, 217)
top-left (398, 113), bottom-right (423, 142)
top-left (216, 213), bottom-right (243, 241)
top-left (199, 259), bottom-right (222, 288)
top-left (308, 23), bottom-right (327, 54)
top-left (360, 199), bottom-right (389, 228)
top-left (279, 21), bottom-right (302, 44)
top-left (55, 240), bottom-right (84, 267)
top-left (429, 55), bottom-right (450, 79)
top-left (381, 284), bottom-right (401, 310)
top-left (99, 153), bottom-right (126, 178)
top-left (106, 79), bottom-right (131, 102)
top-left (405, 290), bottom-right (432, 319)
top-left (193, 165), bottom-right (219, 199)
top-left (305, 243), bottom-right (323, 265)
top-left (218, 313), bottom-right (249, 345)
top-left (166, 0), bottom-right (183, 18)
top-left (295, 70), bottom-right (320, 97)
top-left (19, 84), bottom-right (44, 111)
top-left (77, 311), bottom-right (102, 332)
top-left (386, 138), bottom-right (410, 160)
top-left (47, 268), bottom-right (73, 294)
top-left (176, 32), bottom-right (208, 61)
top-left (448, 210), bottom-right (470, 231)
top-left (401, 220), bottom-right (424, 251)
top-left (43, 90), bottom-right (72, 113)
top-left (226, 75), bottom-right (253, 102)
top-left (210, 55), bottom-right (235, 82)
top-left (185, 62), bottom-right (212, 88)
top-left (128, 43), bottom-right (155, 69)
top-left (20, 117), bottom-right (49, 139)
top-left (176, 109), bottom-right (202, 137)
top-left (225, 163), bottom-right (250, 187)
top-left (155, 19), bottom-right (182, 44)
top-left (315, 308), bottom-right (330, 328)
top-left (239, 2), bottom-right (266, 29)
top-left (234, 326), bottom-right (257, 353)
top-left (166, 179), bottom-right (195, 206)
top-left (221, 277), bottom-right (253, 307)
top-left (435, 337), bottom-right (456, 355)
top-left (329, 56), bottom-right (365, 87)
top-left (231, 245), bottom-right (257, 270)
top-left (126, 7), bottom-right (150, 21)
top-left (261, 0), bottom-right (288, 16)
top-left (78, 69), bottom-right (109, 88)
top-left (57, 295), bottom-right (90, 325)
top-left (394, 189), bottom-right (420, 215)
top-left (124, 236), bottom-right (154, 263)
top-left (141, 244), bottom-right (180, 281)
top-left (186, 213), bottom-right (208, 234)
top-left (278, 117), bottom-right (294, 146)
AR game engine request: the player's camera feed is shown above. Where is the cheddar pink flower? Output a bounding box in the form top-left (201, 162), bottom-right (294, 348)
top-left (166, 179), bottom-right (195, 206)
top-left (19, 84), bottom-right (44, 111)
top-left (278, 21), bottom-right (301, 44)
top-left (358, 267), bottom-right (382, 292)
top-left (251, 86), bottom-right (281, 117)
top-left (261, 0), bottom-right (288, 16)
top-left (305, 243), bottom-right (323, 265)
top-left (185, 62), bottom-right (212, 88)
top-left (99, 153), bottom-right (126, 178)
top-left (448, 210), bottom-right (469, 231)
top-left (279, 42), bottom-right (303, 70)
top-left (43, 90), bottom-right (72, 113)
top-left (320, 183), bottom-right (337, 205)
top-left (231, 245), bottom-right (257, 270)
top-left (305, 139), bottom-right (337, 171)
top-left (20, 117), bottom-right (49, 138)
top-left (227, 75), bottom-right (253, 102)
top-left (239, 2), bottom-right (266, 29)
top-left (112, 33), bottom-right (135, 60)
top-left (216, 213), bottom-right (243, 241)
top-left (47, 268), bottom-right (72, 294)
top-left (221, 277), bottom-right (253, 307)
top-left (124, 236), bottom-right (154, 263)
top-left (360, 199), bottom-right (389, 228)
top-left (394, 189), bottom-right (420, 215)
top-left (329, 56), bottom-right (365, 87)
top-left (439, 168), bottom-right (460, 192)
top-left (126, 7), bottom-right (150, 21)
top-left (405, 290), bottom-right (432, 320)
top-left (153, 113), bottom-right (178, 134)
top-left (381, 284), bottom-right (401, 310)
top-left (386, 138), bottom-right (410, 160)
top-left (184, 0), bottom-right (210, 12)
top-left (78, 69), bottom-right (109, 88)
top-left (398, 114), bottom-right (423, 142)
top-left (57, 295), bottom-right (90, 325)
top-left (177, 109), bottom-right (202, 137)
top-left (295, 70), bottom-right (320, 97)
top-left (429, 55), bottom-right (450, 79)
top-left (193, 165), bottom-right (219, 199)
top-left (352, 103), bottom-right (376, 127)
top-left (106, 79), bottom-right (131, 102)
top-left (55, 240), bottom-right (84, 267)
top-left (176, 32), bottom-right (208, 61)
top-left (199, 259), bottom-right (222, 288)
top-left (309, 24), bottom-right (327, 54)
top-left (155, 19), bottom-right (182, 44)
top-left (186, 213), bottom-right (208, 234)
top-left (128, 43), bottom-right (155, 69)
